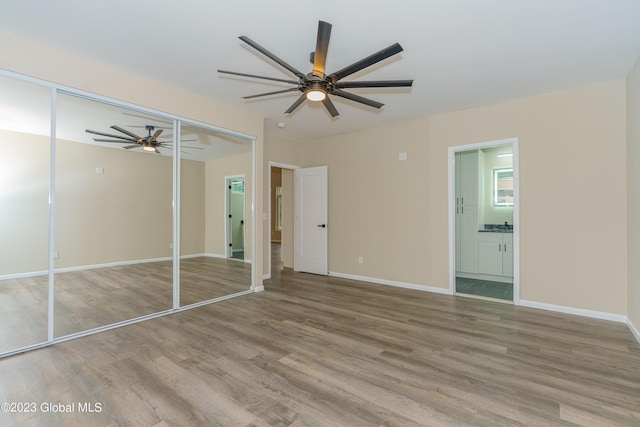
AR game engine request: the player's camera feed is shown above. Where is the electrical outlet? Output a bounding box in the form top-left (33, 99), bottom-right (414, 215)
top-left (399, 152), bottom-right (407, 161)
top-left (358, 256), bottom-right (363, 264)
top-left (53, 251), bottom-right (59, 259)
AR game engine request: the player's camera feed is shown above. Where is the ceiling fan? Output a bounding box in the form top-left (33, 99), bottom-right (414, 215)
top-left (219, 20), bottom-right (413, 117)
top-left (85, 125), bottom-right (201, 154)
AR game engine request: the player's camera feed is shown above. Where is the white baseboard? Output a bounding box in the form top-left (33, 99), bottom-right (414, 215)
top-left (328, 271), bottom-right (452, 295)
top-left (253, 285), bottom-right (265, 292)
top-left (627, 318), bottom-right (640, 344)
top-left (204, 253), bottom-right (226, 259)
top-left (55, 256), bottom-right (173, 274)
top-left (262, 273), bottom-right (271, 280)
top-left (519, 299), bottom-right (627, 323)
top-left (0, 270), bottom-right (48, 280)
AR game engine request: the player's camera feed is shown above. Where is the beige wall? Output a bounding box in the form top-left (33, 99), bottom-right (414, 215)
top-left (431, 81), bottom-right (627, 314)
top-left (627, 56), bottom-right (640, 332)
top-left (300, 81), bottom-right (627, 315)
top-left (301, 120), bottom-right (432, 285)
top-left (1, 30), bottom-right (264, 284)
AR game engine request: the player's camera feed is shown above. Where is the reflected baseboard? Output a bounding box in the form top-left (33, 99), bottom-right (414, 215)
top-left (1, 253), bottom-right (250, 280)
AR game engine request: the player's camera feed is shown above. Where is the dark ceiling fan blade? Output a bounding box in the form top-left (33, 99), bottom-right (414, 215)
top-left (218, 69), bottom-right (299, 85)
top-left (312, 21), bottom-right (332, 78)
top-left (328, 43), bottom-right (404, 83)
top-left (239, 36), bottom-right (308, 80)
top-left (322, 96), bottom-right (339, 117)
top-left (123, 144), bottom-right (141, 149)
top-left (92, 138), bottom-right (139, 143)
top-left (154, 148), bottom-right (161, 154)
top-left (86, 129), bottom-right (136, 142)
top-left (284, 94), bottom-right (307, 114)
top-left (331, 89), bottom-right (384, 109)
top-left (335, 79), bottom-right (413, 89)
top-left (111, 125), bottom-right (143, 141)
top-left (243, 87), bottom-right (301, 99)
top-left (149, 129), bottom-right (163, 142)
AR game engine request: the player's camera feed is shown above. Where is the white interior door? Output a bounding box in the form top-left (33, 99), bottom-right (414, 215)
top-left (294, 166), bottom-right (328, 275)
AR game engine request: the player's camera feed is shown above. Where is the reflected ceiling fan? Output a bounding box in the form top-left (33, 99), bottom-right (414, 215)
top-left (85, 125), bottom-right (201, 154)
top-left (219, 20), bottom-right (413, 117)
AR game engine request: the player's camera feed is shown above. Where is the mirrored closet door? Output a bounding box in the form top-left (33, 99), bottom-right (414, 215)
top-left (0, 70), bottom-right (256, 357)
top-left (54, 94), bottom-right (174, 337)
top-left (0, 76), bottom-right (51, 353)
top-left (179, 123), bottom-right (253, 306)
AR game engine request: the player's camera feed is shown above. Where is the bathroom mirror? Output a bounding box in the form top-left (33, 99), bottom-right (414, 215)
top-left (494, 167), bottom-right (514, 207)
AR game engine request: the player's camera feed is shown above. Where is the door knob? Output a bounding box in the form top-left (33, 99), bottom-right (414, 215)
top-left (317, 224), bottom-right (326, 228)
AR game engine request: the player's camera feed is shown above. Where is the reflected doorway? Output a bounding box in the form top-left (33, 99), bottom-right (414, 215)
top-left (226, 176), bottom-right (245, 261)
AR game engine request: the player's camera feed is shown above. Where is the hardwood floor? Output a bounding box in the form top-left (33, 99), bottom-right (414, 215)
top-left (0, 249), bottom-right (639, 426)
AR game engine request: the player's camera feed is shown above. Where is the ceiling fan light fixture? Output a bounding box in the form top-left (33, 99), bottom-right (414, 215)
top-left (306, 88), bottom-right (326, 102)
top-left (143, 144), bottom-right (155, 152)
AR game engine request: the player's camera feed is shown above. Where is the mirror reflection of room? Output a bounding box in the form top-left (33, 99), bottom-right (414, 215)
top-left (455, 146), bottom-right (514, 301)
top-left (0, 76), bottom-right (51, 353)
top-left (0, 73), bottom-right (254, 356)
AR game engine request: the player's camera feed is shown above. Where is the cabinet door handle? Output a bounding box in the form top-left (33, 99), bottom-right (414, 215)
top-left (456, 197), bottom-right (459, 205)
top-left (498, 243), bottom-right (501, 252)
top-left (461, 197), bottom-right (464, 205)
top-left (461, 206), bottom-right (464, 214)
top-left (504, 243), bottom-right (507, 252)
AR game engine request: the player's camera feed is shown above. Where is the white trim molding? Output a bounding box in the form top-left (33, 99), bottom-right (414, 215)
top-left (329, 272), bottom-right (453, 295)
top-left (627, 318), bottom-right (640, 344)
top-left (519, 299), bottom-right (627, 323)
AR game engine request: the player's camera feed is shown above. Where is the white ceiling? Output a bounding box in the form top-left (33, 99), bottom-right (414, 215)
top-left (2, 0), bottom-right (639, 142)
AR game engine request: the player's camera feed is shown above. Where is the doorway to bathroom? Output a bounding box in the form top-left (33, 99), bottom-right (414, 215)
top-left (449, 138), bottom-right (519, 303)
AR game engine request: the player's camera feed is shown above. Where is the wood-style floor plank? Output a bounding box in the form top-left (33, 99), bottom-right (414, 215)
top-left (0, 248), bottom-right (639, 426)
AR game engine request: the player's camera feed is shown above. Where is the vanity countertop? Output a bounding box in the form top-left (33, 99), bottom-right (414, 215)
top-left (479, 224), bottom-right (513, 233)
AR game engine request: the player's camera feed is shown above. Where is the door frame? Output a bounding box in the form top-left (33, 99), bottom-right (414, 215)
top-left (266, 161), bottom-right (300, 279)
top-left (448, 138), bottom-right (520, 304)
top-left (225, 174), bottom-right (246, 261)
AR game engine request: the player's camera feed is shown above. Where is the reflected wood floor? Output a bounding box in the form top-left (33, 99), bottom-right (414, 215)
top-left (0, 251), bottom-right (639, 425)
top-left (0, 256), bottom-right (250, 351)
